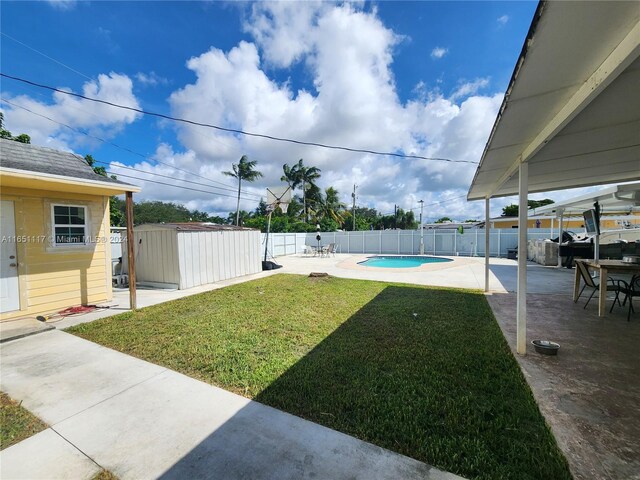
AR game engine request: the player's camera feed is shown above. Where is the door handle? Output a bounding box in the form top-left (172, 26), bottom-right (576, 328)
top-left (9, 263), bottom-right (17, 267)
top-left (9, 255), bottom-right (15, 259)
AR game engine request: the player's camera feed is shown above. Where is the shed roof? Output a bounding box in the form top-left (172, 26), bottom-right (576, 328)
top-left (467, 1), bottom-right (640, 200)
top-left (135, 223), bottom-right (258, 232)
top-left (0, 138), bottom-right (139, 192)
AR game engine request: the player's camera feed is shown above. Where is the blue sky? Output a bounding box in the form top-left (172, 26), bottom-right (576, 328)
top-left (1, 1), bottom-right (542, 220)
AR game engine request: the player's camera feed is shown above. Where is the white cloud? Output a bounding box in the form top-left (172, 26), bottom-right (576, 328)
top-left (153, 4), bottom-right (502, 218)
top-left (243, 1), bottom-right (326, 68)
top-left (497, 15), bottom-right (509, 25)
top-left (2, 73), bottom-right (141, 150)
top-left (46, 0), bottom-right (77, 10)
top-left (135, 71), bottom-right (169, 87)
top-left (430, 47), bottom-right (448, 59)
top-left (449, 78), bottom-right (490, 101)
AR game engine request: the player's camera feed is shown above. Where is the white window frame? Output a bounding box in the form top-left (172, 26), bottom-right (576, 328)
top-left (51, 204), bottom-right (89, 247)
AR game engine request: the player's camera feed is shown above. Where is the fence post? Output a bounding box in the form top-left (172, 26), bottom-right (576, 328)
top-left (454, 230), bottom-right (457, 255)
top-left (498, 229), bottom-right (501, 258)
top-left (379, 230), bottom-right (382, 253)
top-left (433, 229), bottom-right (436, 255)
top-left (397, 231), bottom-right (400, 254)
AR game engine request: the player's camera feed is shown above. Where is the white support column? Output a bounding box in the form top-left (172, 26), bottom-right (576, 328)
top-left (557, 212), bottom-right (564, 268)
top-left (516, 161), bottom-right (528, 355)
top-left (485, 197), bottom-right (490, 293)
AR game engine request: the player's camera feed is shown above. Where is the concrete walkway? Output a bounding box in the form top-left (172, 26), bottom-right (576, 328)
top-left (0, 330), bottom-right (463, 480)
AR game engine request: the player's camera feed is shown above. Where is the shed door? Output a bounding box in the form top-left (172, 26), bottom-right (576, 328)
top-left (0, 201), bottom-right (20, 313)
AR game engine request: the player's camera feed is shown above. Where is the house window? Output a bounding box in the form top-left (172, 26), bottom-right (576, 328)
top-left (52, 205), bottom-right (88, 245)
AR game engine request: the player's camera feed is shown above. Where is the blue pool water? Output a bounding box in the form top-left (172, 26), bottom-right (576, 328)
top-left (358, 256), bottom-right (452, 268)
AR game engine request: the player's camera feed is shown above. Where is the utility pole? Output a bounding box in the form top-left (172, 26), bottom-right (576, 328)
top-left (419, 199), bottom-right (424, 255)
top-left (351, 184), bottom-right (357, 231)
top-left (394, 204), bottom-right (397, 229)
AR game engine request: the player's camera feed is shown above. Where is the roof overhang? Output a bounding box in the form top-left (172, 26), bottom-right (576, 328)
top-left (468, 1), bottom-right (640, 201)
top-left (530, 182), bottom-right (640, 217)
top-left (0, 167), bottom-right (141, 196)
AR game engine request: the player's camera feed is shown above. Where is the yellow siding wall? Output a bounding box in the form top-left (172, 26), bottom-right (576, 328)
top-left (491, 217), bottom-right (637, 229)
top-left (1, 186), bottom-right (112, 321)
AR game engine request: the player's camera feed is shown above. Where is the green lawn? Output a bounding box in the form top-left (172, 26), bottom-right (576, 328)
top-left (68, 274), bottom-right (571, 480)
top-left (1, 392), bottom-right (48, 450)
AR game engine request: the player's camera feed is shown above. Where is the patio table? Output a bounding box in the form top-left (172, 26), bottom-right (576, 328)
top-left (573, 260), bottom-right (640, 316)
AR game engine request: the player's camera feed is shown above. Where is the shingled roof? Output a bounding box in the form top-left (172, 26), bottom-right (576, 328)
top-left (0, 138), bottom-right (135, 187)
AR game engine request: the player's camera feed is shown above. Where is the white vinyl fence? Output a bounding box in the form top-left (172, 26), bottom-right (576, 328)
top-left (263, 229), bottom-right (558, 258)
top-left (260, 233), bottom-right (308, 259)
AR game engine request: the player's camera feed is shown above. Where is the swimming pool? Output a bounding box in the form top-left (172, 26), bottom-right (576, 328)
top-left (358, 255), bottom-right (452, 268)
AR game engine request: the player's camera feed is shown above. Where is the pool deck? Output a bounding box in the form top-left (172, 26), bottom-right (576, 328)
top-left (281, 253), bottom-right (504, 291)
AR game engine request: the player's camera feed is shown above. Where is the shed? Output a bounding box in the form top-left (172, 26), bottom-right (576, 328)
top-left (123, 223), bottom-right (261, 289)
top-left (0, 138), bottom-right (139, 321)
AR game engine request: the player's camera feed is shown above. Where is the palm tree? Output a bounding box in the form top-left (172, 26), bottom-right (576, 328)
top-left (299, 163), bottom-right (321, 223)
top-left (223, 155), bottom-right (263, 226)
top-left (282, 159), bottom-right (321, 223)
top-left (317, 187), bottom-right (348, 226)
top-left (280, 163), bottom-right (299, 189)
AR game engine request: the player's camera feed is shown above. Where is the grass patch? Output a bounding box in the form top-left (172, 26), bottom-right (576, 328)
top-left (68, 274), bottom-right (571, 480)
top-left (1, 392), bottom-right (48, 450)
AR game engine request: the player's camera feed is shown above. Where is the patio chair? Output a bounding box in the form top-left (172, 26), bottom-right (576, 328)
top-left (611, 275), bottom-right (640, 321)
top-left (574, 260), bottom-right (620, 310)
top-left (302, 245), bottom-right (315, 257)
top-left (325, 243), bottom-right (336, 257)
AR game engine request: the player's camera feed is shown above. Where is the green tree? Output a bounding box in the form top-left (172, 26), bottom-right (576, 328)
top-left (109, 196), bottom-right (126, 227)
top-left (281, 159), bottom-right (321, 223)
top-left (315, 187), bottom-right (348, 227)
top-left (226, 210), bottom-right (252, 226)
top-left (255, 199), bottom-right (268, 217)
top-left (134, 201), bottom-right (193, 224)
top-left (280, 163), bottom-right (298, 188)
top-left (435, 216), bottom-right (453, 223)
top-left (223, 155), bottom-right (263, 226)
top-left (502, 199), bottom-right (554, 217)
top-left (0, 113), bottom-right (30, 144)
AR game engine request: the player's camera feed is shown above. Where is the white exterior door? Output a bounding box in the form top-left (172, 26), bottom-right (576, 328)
top-left (0, 200), bottom-right (20, 313)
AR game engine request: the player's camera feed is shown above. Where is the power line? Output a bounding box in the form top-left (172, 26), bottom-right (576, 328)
top-left (0, 97), bottom-right (264, 200)
top-left (97, 161), bottom-right (260, 202)
top-left (1, 72), bottom-right (478, 164)
top-left (104, 171), bottom-right (259, 203)
top-left (1, 32), bottom-right (93, 81)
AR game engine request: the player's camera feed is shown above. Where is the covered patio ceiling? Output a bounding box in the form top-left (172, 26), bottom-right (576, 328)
top-left (467, 1), bottom-right (640, 356)
top-left (467, 1), bottom-right (640, 201)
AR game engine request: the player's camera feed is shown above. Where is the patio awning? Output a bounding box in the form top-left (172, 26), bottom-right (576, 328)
top-left (530, 182), bottom-right (640, 216)
top-left (468, 2), bottom-right (640, 356)
top-left (467, 1), bottom-right (640, 201)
